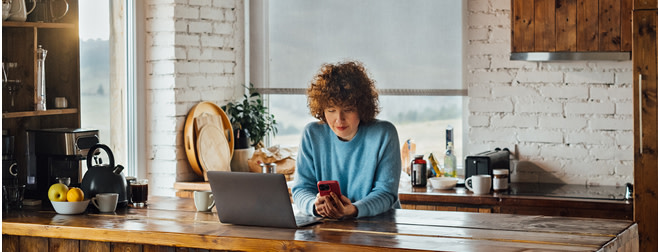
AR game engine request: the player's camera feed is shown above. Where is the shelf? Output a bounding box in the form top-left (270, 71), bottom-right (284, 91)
top-left (2, 21), bottom-right (75, 29)
top-left (2, 108), bottom-right (78, 119)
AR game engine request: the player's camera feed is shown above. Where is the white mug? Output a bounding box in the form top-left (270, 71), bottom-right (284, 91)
top-left (465, 175), bottom-right (492, 195)
top-left (92, 193), bottom-right (119, 212)
top-left (194, 191), bottom-right (215, 212)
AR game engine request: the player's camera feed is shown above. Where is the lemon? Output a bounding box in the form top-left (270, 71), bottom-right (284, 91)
top-left (66, 187), bottom-right (85, 202)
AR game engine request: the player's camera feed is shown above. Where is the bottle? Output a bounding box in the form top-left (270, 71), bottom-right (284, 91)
top-left (411, 155), bottom-right (427, 187)
top-left (36, 45), bottom-right (47, 111)
top-left (444, 142), bottom-right (456, 177)
top-left (446, 125), bottom-right (453, 149)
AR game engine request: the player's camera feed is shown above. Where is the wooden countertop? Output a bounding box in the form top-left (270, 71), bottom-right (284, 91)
top-left (399, 182), bottom-right (633, 220)
top-left (2, 196), bottom-right (637, 251)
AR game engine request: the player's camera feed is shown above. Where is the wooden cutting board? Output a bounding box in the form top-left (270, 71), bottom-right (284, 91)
top-left (196, 124), bottom-right (231, 181)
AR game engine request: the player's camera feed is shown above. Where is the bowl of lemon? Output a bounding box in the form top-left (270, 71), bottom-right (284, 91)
top-left (48, 183), bottom-right (89, 214)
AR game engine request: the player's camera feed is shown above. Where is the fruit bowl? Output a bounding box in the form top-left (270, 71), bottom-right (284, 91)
top-left (51, 200), bottom-right (90, 214)
top-left (429, 177), bottom-right (459, 190)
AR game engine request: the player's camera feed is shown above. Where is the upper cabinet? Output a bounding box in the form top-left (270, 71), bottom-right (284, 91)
top-left (511, 0), bottom-right (632, 60)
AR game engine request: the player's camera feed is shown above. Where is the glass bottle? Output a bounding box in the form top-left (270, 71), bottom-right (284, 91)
top-left (444, 142), bottom-right (456, 177)
top-left (36, 45), bottom-right (47, 111)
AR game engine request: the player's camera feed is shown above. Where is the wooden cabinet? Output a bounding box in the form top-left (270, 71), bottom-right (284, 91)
top-left (632, 6), bottom-right (658, 252)
top-left (511, 0), bottom-right (632, 53)
top-left (2, 1), bottom-right (80, 183)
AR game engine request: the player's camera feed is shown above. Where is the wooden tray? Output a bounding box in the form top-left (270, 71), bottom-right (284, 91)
top-left (184, 101), bottom-right (234, 178)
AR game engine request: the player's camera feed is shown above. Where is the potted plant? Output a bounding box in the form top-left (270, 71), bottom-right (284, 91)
top-left (222, 84), bottom-right (277, 150)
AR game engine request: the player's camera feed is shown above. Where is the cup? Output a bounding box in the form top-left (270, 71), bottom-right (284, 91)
top-left (465, 175), bottom-right (492, 195)
top-left (3, 184), bottom-right (25, 209)
top-left (55, 97), bottom-right (67, 108)
top-left (130, 179), bottom-right (148, 207)
top-left (91, 193), bottom-right (119, 212)
top-left (193, 191), bottom-right (215, 212)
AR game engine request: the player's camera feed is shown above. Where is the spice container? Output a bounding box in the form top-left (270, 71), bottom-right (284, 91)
top-left (261, 162), bottom-right (277, 173)
top-left (493, 169), bottom-right (509, 192)
top-left (411, 155), bottom-right (427, 187)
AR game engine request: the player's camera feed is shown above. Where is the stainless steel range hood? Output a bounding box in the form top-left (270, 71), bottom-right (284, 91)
top-left (510, 52), bottom-right (631, 61)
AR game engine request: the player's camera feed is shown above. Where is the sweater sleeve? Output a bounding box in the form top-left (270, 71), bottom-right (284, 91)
top-left (352, 122), bottom-right (401, 218)
top-left (291, 125), bottom-right (320, 216)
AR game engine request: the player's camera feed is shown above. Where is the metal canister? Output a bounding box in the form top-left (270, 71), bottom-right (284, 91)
top-left (411, 155), bottom-right (427, 187)
top-left (260, 163), bottom-right (277, 173)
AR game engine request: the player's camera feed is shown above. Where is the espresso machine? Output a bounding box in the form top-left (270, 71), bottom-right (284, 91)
top-left (3, 130), bottom-right (19, 186)
top-left (25, 128), bottom-right (99, 200)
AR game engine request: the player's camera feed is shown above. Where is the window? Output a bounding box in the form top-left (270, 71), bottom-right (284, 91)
top-left (79, 1), bottom-right (138, 177)
top-left (251, 0), bottom-right (466, 168)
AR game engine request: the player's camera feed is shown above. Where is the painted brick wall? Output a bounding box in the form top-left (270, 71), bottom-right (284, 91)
top-left (144, 0), bottom-right (244, 196)
top-left (466, 0), bottom-right (633, 186)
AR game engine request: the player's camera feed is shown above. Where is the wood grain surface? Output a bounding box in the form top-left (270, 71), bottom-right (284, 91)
top-left (2, 196), bottom-right (638, 252)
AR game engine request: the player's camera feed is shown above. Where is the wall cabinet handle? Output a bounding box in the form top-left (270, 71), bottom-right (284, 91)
top-left (639, 74), bottom-right (643, 154)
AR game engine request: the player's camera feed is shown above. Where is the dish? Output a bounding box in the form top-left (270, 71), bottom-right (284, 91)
top-left (196, 124), bottom-right (231, 181)
top-left (51, 200), bottom-right (90, 214)
top-left (429, 177), bottom-right (459, 190)
top-left (184, 101), bottom-right (234, 177)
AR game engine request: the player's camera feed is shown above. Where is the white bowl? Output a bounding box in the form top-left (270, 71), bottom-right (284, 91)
top-left (51, 200), bottom-right (90, 214)
top-left (429, 177), bottom-right (459, 190)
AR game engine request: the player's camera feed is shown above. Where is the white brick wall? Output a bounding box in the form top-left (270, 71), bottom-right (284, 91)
top-left (466, 0), bottom-right (633, 186)
top-left (144, 0), bottom-right (244, 196)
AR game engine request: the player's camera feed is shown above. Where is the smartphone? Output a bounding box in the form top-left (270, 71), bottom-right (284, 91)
top-left (317, 180), bottom-right (341, 197)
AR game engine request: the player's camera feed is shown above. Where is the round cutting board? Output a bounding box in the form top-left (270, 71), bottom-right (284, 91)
top-left (183, 101), bottom-right (234, 177)
top-left (196, 124), bottom-right (231, 180)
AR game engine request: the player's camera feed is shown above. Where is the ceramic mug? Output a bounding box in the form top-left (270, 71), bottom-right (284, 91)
top-left (193, 191), bottom-right (215, 212)
top-left (465, 175), bottom-right (492, 195)
top-left (92, 193), bottom-right (119, 212)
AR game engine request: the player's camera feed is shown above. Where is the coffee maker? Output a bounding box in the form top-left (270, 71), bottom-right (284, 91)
top-left (3, 130), bottom-right (19, 186)
top-left (25, 128), bottom-right (99, 200)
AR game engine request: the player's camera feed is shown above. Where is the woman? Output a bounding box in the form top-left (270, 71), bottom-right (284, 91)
top-left (292, 61), bottom-right (401, 219)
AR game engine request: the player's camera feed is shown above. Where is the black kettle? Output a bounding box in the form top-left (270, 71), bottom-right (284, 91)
top-left (81, 144), bottom-right (128, 206)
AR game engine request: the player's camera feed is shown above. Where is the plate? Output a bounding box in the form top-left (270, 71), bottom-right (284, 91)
top-left (197, 124), bottom-right (231, 181)
top-left (184, 101), bottom-right (234, 177)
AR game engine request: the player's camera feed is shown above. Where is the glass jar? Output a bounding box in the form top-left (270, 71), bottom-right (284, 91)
top-left (411, 155), bottom-right (427, 187)
top-left (493, 169), bottom-right (509, 192)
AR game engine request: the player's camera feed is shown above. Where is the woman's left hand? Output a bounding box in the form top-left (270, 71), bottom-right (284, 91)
top-left (316, 193), bottom-right (358, 219)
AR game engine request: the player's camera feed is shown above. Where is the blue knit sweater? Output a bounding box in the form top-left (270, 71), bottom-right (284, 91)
top-left (291, 119), bottom-right (402, 218)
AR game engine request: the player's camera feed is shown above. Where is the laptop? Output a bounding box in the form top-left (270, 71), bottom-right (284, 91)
top-left (206, 171), bottom-right (322, 228)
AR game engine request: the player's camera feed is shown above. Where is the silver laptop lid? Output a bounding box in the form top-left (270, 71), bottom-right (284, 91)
top-left (207, 171), bottom-right (301, 228)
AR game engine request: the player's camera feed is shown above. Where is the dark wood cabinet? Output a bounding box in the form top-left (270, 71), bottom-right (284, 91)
top-left (633, 7), bottom-right (658, 252)
top-left (2, 1), bottom-right (80, 185)
top-left (511, 0), bottom-right (632, 52)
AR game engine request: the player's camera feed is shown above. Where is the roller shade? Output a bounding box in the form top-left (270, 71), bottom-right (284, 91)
top-left (250, 0), bottom-right (465, 96)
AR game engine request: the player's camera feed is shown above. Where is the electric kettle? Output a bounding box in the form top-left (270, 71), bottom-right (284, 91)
top-left (81, 144), bottom-right (128, 206)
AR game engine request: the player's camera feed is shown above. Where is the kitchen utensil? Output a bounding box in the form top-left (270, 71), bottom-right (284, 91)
top-left (465, 175), bottom-right (492, 195)
top-left (6, 0), bottom-right (36, 21)
top-left (51, 199), bottom-right (89, 214)
top-left (184, 101), bottom-right (234, 177)
top-left (130, 179), bottom-right (148, 207)
top-left (81, 144), bottom-right (128, 205)
top-left (193, 191), bottom-right (215, 212)
top-left (27, 0), bottom-right (68, 22)
top-left (196, 124), bottom-right (231, 181)
top-left (35, 45), bottom-right (47, 111)
top-left (91, 193), bottom-right (118, 212)
top-left (429, 177), bottom-right (458, 190)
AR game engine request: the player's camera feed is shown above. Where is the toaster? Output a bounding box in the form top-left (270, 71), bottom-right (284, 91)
top-left (465, 148), bottom-right (510, 182)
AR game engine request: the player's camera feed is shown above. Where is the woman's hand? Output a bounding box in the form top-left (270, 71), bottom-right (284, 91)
top-left (314, 193), bottom-right (358, 219)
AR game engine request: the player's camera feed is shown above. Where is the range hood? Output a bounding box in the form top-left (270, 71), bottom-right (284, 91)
top-left (510, 52), bottom-right (631, 61)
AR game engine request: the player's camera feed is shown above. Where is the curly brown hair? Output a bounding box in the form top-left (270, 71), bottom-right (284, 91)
top-left (307, 61), bottom-right (380, 124)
